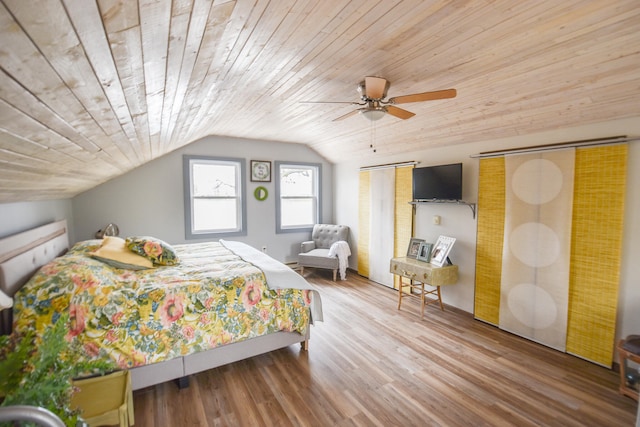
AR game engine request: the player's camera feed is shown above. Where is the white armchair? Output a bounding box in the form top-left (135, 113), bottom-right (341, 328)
top-left (298, 224), bottom-right (350, 281)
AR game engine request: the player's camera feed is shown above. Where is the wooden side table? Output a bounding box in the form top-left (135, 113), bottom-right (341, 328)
top-left (617, 336), bottom-right (640, 401)
top-left (389, 257), bottom-right (458, 319)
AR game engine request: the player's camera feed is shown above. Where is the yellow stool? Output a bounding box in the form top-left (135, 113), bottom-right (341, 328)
top-left (71, 370), bottom-right (135, 426)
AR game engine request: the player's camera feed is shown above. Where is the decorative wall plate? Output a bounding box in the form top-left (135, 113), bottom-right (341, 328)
top-left (254, 186), bottom-right (268, 201)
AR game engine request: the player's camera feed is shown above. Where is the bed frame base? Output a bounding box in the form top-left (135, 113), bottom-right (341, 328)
top-left (131, 330), bottom-right (309, 390)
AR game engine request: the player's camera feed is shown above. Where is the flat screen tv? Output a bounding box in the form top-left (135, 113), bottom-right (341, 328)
top-left (412, 163), bottom-right (462, 201)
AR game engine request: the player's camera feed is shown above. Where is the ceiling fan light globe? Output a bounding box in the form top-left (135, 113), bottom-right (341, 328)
top-left (360, 108), bottom-right (386, 121)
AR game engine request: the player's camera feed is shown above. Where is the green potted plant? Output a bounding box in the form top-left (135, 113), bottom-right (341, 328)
top-left (0, 314), bottom-right (114, 426)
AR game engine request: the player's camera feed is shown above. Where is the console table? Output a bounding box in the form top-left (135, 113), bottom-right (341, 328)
top-left (389, 257), bottom-right (458, 318)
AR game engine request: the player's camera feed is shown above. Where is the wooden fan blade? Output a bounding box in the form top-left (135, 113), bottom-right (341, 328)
top-left (332, 109), bottom-right (361, 121)
top-left (365, 76), bottom-right (389, 99)
top-left (386, 105), bottom-right (415, 120)
top-left (388, 88), bottom-right (457, 104)
top-left (299, 101), bottom-right (362, 105)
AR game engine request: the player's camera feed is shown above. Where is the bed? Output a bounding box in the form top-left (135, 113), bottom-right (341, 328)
top-left (0, 220), bottom-right (322, 390)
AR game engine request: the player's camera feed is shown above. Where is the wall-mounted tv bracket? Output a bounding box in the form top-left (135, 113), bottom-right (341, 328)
top-left (410, 200), bottom-right (477, 219)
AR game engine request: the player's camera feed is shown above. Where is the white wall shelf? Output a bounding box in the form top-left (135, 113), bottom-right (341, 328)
top-left (410, 200), bottom-right (477, 219)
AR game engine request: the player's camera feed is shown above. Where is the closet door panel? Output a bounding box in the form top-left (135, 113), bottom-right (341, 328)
top-left (368, 168), bottom-right (395, 288)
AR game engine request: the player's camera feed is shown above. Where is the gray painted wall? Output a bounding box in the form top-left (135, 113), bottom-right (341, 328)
top-left (0, 200), bottom-right (74, 241)
top-left (72, 135), bottom-right (333, 264)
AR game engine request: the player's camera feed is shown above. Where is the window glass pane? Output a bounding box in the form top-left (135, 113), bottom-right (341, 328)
top-left (281, 167), bottom-right (314, 196)
top-left (193, 199), bottom-right (238, 231)
top-left (193, 163), bottom-right (237, 197)
top-left (276, 161), bottom-right (321, 233)
top-left (281, 198), bottom-right (315, 227)
top-left (185, 156), bottom-right (245, 239)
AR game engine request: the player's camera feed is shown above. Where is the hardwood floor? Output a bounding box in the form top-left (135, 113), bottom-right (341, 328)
top-left (133, 272), bottom-right (638, 426)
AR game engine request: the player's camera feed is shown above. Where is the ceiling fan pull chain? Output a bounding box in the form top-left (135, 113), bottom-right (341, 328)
top-left (370, 120), bottom-right (377, 153)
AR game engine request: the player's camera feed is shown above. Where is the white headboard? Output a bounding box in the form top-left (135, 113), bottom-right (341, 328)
top-left (0, 220), bottom-right (69, 334)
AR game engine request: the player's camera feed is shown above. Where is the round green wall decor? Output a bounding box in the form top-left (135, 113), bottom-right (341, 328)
top-left (254, 186), bottom-right (268, 201)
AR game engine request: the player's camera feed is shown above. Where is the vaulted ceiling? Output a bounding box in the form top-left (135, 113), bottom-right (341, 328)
top-left (1, 0), bottom-right (639, 202)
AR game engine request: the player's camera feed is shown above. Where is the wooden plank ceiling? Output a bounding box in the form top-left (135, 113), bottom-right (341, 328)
top-left (1, 0), bottom-right (639, 202)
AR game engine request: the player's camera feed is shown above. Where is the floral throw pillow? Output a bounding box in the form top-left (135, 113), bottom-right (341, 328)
top-left (125, 236), bottom-right (179, 266)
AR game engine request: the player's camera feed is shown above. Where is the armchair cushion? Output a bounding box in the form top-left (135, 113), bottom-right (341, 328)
top-left (298, 249), bottom-right (338, 269)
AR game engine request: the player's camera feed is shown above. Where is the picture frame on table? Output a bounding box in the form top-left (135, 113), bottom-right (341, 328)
top-left (406, 238), bottom-right (424, 259)
top-left (416, 242), bottom-right (433, 262)
top-left (430, 235), bottom-right (456, 267)
top-left (250, 160), bottom-right (271, 182)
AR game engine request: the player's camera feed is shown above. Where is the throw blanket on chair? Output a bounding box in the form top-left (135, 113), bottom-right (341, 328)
top-left (328, 241), bottom-right (351, 280)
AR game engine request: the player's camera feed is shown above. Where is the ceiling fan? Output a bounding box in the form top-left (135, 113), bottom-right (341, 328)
top-left (306, 76), bottom-right (456, 121)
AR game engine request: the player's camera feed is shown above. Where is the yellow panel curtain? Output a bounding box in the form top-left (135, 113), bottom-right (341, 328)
top-left (474, 144), bottom-right (627, 366)
top-left (358, 165), bottom-right (413, 289)
top-left (358, 171), bottom-right (371, 278)
top-left (394, 167), bottom-right (413, 289)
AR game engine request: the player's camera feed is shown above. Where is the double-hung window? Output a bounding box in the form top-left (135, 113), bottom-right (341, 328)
top-left (276, 162), bottom-right (321, 233)
top-left (183, 155), bottom-right (246, 239)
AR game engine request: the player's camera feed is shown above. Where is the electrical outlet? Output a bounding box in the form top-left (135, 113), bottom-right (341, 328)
top-left (433, 215), bottom-right (441, 225)
top-left (261, 246), bottom-right (267, 253)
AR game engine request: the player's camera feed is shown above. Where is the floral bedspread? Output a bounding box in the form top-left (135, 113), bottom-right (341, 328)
top-left (12, 240), bottom-right (312, 369)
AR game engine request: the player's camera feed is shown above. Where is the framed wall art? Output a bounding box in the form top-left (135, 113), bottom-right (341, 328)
top-left (251, 160), bottom-right (271, 182)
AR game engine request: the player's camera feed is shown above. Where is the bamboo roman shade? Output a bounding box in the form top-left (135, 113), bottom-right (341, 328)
top-left (566, 145), bottom-right (627, 364)
top-left (394, 167), bottom-right (414, 289)
top-left (474, 157), bottom-right (505, 325)
top-left (474, 144), bottom-right (627, 366)
top-left (358, 170), bottom-right (371, 278)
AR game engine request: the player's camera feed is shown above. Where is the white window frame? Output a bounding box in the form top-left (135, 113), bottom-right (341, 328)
top-left (275, 161), bottom-right (321, 233)
top-left (183, 155), bottom-right (247, 239)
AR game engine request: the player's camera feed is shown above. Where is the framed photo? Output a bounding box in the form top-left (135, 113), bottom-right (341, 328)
top-left (430, 235), bottom-right (456, 267)
top-left (416, 242), bottom-right (433, 262)
top-left (406, 238), bottom-right (424, 259)
top-left (251, 160), bottom-right (271, 182)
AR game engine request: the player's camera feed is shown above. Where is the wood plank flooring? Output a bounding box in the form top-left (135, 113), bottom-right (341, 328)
top-left (133, 271), bottom-right (638, 426)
